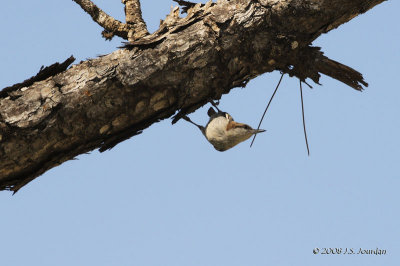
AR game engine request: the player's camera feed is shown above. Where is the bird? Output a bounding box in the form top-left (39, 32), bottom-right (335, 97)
top-left (183, 104), bottom-right (266, 151)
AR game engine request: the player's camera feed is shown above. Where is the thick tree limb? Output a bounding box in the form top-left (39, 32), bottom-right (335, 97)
top-left (122, 0), bottom-right (149, 41)
top-left (72, 0), bottom-right (130, 40)
top-left (0, 0), bottom-right (386, 192)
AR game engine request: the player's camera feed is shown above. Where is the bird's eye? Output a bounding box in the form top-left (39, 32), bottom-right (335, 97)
top-left (242, 125), bottom-right (251, 130)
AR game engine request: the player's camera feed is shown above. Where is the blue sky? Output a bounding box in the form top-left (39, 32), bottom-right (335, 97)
top-left (1, 1), bottom-right (399, 265)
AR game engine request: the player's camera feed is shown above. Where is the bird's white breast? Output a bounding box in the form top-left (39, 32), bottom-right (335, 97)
top-left (204, 116), bottom-right (228, 142)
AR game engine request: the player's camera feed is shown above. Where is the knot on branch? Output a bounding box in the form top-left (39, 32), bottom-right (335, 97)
top-left (101, 30), bottom-right (115, 41)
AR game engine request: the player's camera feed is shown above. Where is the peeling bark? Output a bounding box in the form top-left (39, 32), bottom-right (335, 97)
top-left (0, 0), bottom-right (386, 192)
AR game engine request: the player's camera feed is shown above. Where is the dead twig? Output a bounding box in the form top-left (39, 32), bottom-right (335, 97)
top-left (250, 73), bottom-right (285, 147)
top-left (72, 0), bottom-right (130, 40)
top-left (299, 80), bottom-right (310, 156)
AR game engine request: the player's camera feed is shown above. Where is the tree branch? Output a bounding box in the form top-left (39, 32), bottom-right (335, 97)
top-left (72, 0), bottom-right (130, 40)
top-left (122, 0), bottom-right (149, 41)
top-left (0, 0), bottom-right (386, 192)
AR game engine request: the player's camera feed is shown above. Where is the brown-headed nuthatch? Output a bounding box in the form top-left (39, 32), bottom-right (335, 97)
top-left (183, 104), bottom-right (266, 151)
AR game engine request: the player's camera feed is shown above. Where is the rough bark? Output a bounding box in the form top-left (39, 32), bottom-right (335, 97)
top-left (122, 0), bottom-right (149, 41)
top-left (0, 0), bottom-right (386, 192)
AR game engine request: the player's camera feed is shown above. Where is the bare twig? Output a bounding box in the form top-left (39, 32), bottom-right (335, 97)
top-left (72, 0), bottom-right (130, 40)
top-left (299, 80), bottom-right (310, 156)
top-left (250, 73), bottom-right (285, 147)
top-left (122, 0), bottom-right (149, 41)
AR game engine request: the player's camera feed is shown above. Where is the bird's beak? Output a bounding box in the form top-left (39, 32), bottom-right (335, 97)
top-left (254, 129), bottom-right (266, 133)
